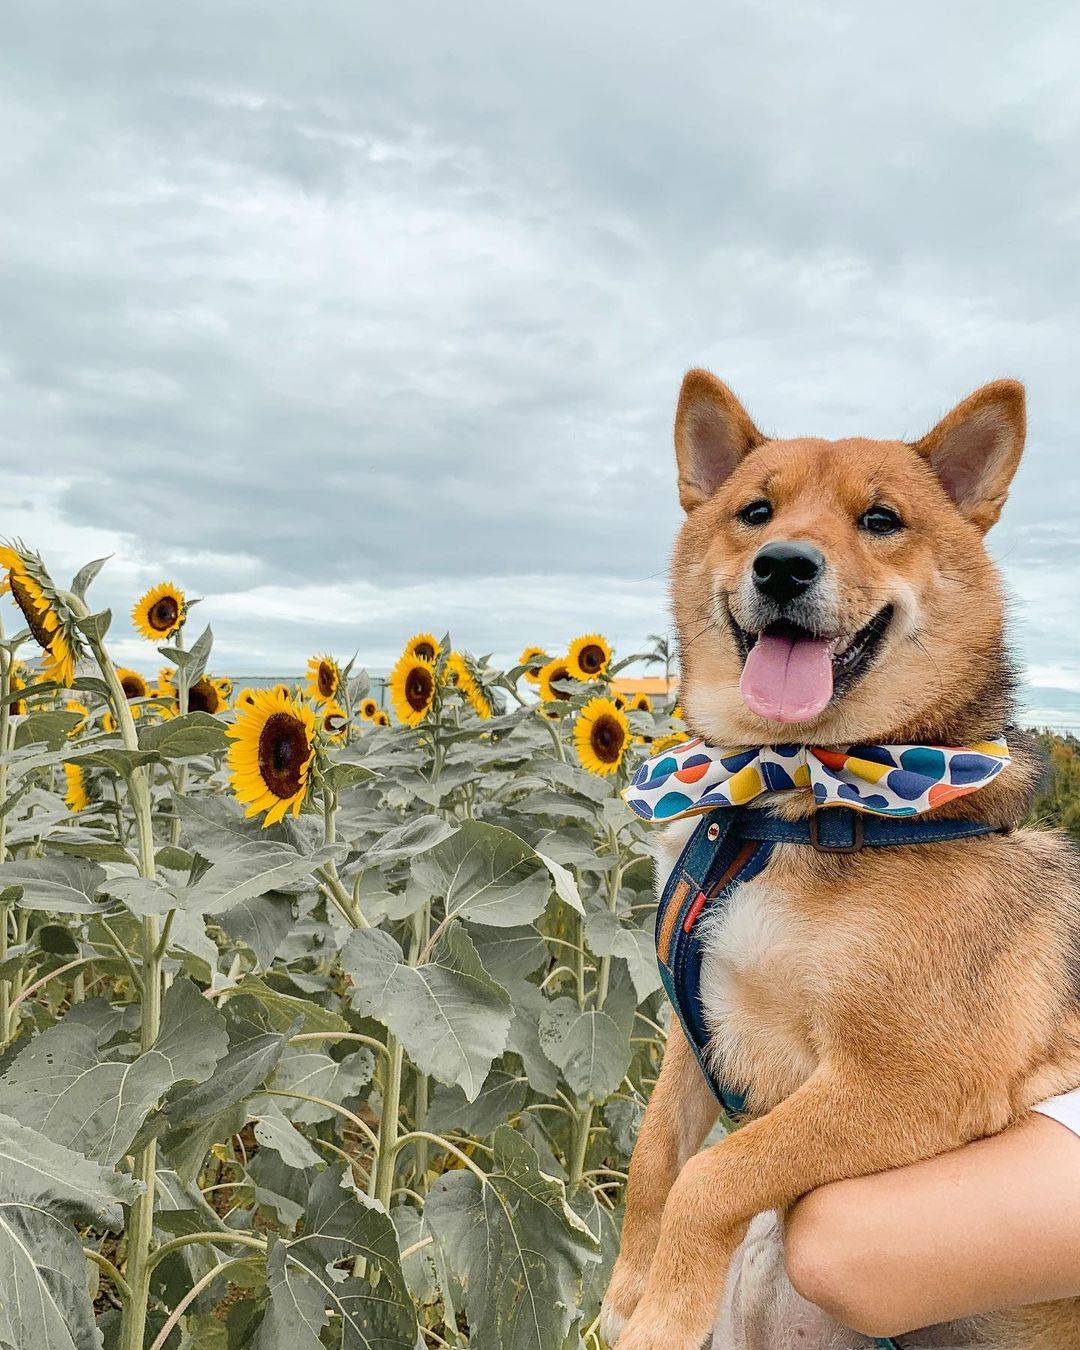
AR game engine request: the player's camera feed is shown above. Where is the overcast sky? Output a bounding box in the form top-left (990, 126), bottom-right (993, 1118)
top-left (1, 2), bottom-right (1078, 706)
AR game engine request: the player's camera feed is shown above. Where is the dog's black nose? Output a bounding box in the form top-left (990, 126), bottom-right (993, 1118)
top-left (751, 540), bottom-right (824, 605)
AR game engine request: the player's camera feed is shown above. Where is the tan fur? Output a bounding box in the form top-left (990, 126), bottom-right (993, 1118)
top-left (603, 372), bottom-right (1080, 1349)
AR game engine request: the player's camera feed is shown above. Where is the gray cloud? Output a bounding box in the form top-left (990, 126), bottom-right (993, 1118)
top-left (1, 0), bottom-right (1078, 706)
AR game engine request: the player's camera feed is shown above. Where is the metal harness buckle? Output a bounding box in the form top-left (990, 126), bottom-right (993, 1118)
top-left (808, 809), bottom-right (865, 853)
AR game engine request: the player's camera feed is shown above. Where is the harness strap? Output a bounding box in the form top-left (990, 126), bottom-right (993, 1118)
top-left (654, 804), bottom-right (1001, 1114)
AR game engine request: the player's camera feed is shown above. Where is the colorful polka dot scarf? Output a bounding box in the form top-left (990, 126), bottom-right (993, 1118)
top-left (624, 737), bottom-right (1010, 823)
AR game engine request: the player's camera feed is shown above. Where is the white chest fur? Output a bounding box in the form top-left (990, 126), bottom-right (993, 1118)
top-left (697, 875), bottom-right (820, 1108)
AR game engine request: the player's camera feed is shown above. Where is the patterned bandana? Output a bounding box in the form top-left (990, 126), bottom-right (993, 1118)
top-left (624, 737), bottom-right (1010, 822)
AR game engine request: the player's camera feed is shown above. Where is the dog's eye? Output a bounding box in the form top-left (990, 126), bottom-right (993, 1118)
top-left (737, 499), bottom-right (773, 527)
top-left (859, 505), bottom-right (903, 536)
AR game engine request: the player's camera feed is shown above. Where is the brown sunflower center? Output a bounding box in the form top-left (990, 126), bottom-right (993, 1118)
top-left (9, 573), bottom-right (55, 651)
top-left (578, 644), bottom-right (605, 674)
top-left (121, 675), bottom-right (145, 700)
top-left (413, 641), bottom-right (436, 661)
top-left (318, 662), bottom-right (336, 697)
top-left (148, 595), bottom-right (180, 632)
top-left (405, 664), bottom-right (435, 713)
top-left (550, 666), bottom-right (572, 699)
top-left (590, 713), bottom-right (625, 764)
top-left (187, 678), bottom-right (220, 714)
top-left (258, 712), bottom-right (308, 798)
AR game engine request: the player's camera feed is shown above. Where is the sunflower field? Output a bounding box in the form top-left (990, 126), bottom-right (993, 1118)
top-left (0, 541), bottom-right (688, 1350)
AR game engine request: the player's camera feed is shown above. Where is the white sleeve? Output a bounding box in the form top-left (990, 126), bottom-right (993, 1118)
top-left (1033, 1089), bottom-right (1080, 1137)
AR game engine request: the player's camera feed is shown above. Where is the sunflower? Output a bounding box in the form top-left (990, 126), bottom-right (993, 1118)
top-left (538, 658), bottom-right (575, 704)
top-left (0, 543), bottom-right (82, 687)
top-left (8, 674), bottom-right (26, 717)
top-left (117, 668), bottom-right (149, 701)
top-left (103, 707), bottom-right (140, 733)
top-left (519, 646), bottom-right (548, 685)
top-left (405, 633), bottom-right (440, 663)
top-left (629, 693), bottom-right (653, 713)
top-left (373, 709), bottom-right (390, 728)
top-left (445, 652), bottom-right (492, 720)
top-left (235, 686), bottom-right (258, 709)
top-left (305, 655), bottom-right (341, 705)
top-left (358, 696), bottom-right (380, 721)
top-left (320, 701), bottom-right (349, 745)
top-left (186, 676), bottom-right (225, 715)
top-left (214, 676), bottom-right (233, 700)
top-left (226, 686), bottom-right (317, 826)
top-left (573, 696), bottom-right (630, 777)
top-left (611, 693), bottom-right (628, 712)
top-left (131, 582), bottom-right (186, 642)
top-left (567, 633), bottom-right (612, 681)
top-left (63, 764), bottom-right (90, 813)
top-left (649, 732), bottom-right (690, 755)
top-left (389, 652), bottom-right (437, 727)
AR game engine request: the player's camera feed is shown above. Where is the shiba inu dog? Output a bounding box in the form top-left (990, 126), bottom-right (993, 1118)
top-left (601, 371), bottom-right (1080, 1349)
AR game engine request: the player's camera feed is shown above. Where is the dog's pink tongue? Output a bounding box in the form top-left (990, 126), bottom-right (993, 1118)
top-left (740, 634), bottom-right (835, 723)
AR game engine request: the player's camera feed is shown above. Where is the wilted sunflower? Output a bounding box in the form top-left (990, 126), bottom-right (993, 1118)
top-left (186, 676), bottom-right (225, 715)
top-left (567, 633), bottom-right (612, 681)
top-left (629, 693), bottom-right (653, 713)
top-left (519, 646), bottom-right (548, 685)
top-left (358, 696), bottom-right (380, 721)
top-left (320, 701), bottom-right (349, 745)
top-left (227, 686), bottom-right (317, 826)
top-left (405, 633), bottom-right (440, 663)
top-left (445, 652), bottom-right (492, 720)
top-left (573, 696), bottom-right (629, 777)
top-left (389, 652), bottom-right (436, 727)
top-left (0, 543), bottom-right (82, 687)
top-left (117, 668), bottom-right (149, 701)
top-left (63, 764), bottom-right (90, 813)
top-left (132, 582), bottom-right (186, 642)
top-left (306, 655), bottom-right (341, 705)
top-left (373, 709), bottom-right (390, 728)
top-left (538, 658), bottom-right (575, 704)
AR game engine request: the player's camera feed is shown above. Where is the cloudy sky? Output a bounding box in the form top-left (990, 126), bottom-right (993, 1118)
top-left (2, 2), bottom-right (1078, 712)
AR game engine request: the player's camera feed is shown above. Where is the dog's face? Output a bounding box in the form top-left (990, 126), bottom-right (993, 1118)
top-left (671, 372), bottom-right (1026, 745)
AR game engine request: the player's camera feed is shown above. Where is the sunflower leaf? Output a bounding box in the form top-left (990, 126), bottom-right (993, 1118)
top-left (410, 821), bottom-right (551, 929)
top-left (74, 608), bottom-right (112, 642)
top-left (69, 554), bottom-right (111, 600)
top-left (538, 999), bottom-right (632, 1102)
top-left (426, 1126), bottom-right (600, 1350)
top-left (342, 924), bottom-right (511, 1099)
top-left (139, 711), bottom-right (229, 758)
top-left (0, 855), bottom-right (106, 912)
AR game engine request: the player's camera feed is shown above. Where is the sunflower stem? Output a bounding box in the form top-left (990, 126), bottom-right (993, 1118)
top-left (75, 608), bottom-right (162, 1350)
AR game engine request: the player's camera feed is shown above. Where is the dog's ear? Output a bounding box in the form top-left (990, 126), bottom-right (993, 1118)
top-left (913, 380), bottom-right (1026, 532)
top-left (674, 370), bottom-right (764, 512)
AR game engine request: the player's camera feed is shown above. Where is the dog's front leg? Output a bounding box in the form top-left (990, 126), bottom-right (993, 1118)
top-left (600, 1021), bottom-right (720, 1342)
top-left (616, 1064), bottom-right (964, 1350)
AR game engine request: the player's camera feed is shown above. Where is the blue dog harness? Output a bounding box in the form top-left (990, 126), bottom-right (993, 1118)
top-left (655, 803), bottom-right (1002, 1350)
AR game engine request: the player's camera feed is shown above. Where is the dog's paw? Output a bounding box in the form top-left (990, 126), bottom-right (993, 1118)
top-left (598, 1299), bottom-right (628, 1345)
top-left (615, 1302), bottom-right (714, 1350)
top-left (600, 1252), bottom-right (651, 1343)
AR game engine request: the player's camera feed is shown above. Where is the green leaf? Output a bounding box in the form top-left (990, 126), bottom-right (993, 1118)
top-left (466, 923), bottom-right (548, 983)
top-left (427, 1069), bottom-right (528, 1137)
top-left (0, 855), bottom-right (106, 913)
top-left (259, 1169), bottom-right (417, 1349)
top-left (74, 607), bottom-right (112, 642)
top-left (139, 711), bottom-right (229, 758)
top-left (320, 759), bottom-right (378, 793)
top-left (268, 1045), bottom-right (373, 1124)
top-left (361, 813), bottom-right (456, 867)
top-left (217, 891), bottom-right (294, 969)
top-left (228, 976), bottom-right (349, 1036)
top-left (426, 1126), bottom-right (600, 1350)
top-left (65, 745), bottom-right (158, 774)
top-left (0, 981), bottom-right (228, 1164)
top-left (539, 999), bottom-right (632, 1102)
top-left (69, 555), bottom-right (111, 601)
top-left (342, 924), bottom-right (511, 1099)
top-left (536, 850), bottom-right (585, 915)
top-left (183, 844), bottom-right (341, 916)
top-left (584, 909), bottom-right (662, 1000)
top-left (13, 709), bottom-right (84, 749)
top-left (250, 1101), bottom-right (322, 1171)
top-left (411, 821), bottom-right (551, 928)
